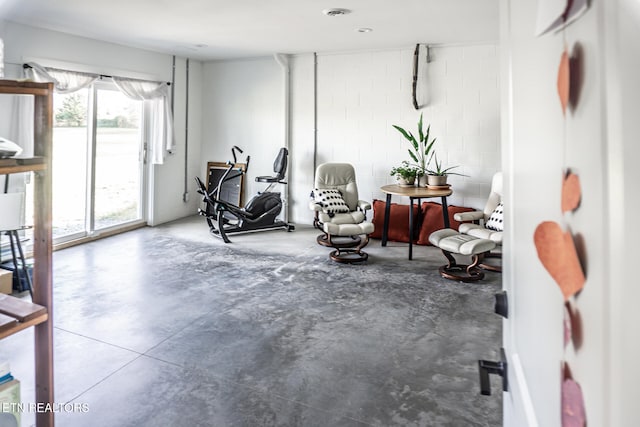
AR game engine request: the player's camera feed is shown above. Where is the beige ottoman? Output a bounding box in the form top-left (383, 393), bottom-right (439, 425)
top-left (429, 228), bottom-right (496, 282)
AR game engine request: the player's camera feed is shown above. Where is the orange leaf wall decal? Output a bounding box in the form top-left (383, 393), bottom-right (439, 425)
top-left (534, 221), bottom-right (585, 301)
top-left (558, 49), bottom-right (570, 115)
top-left (561, 172), bottom-right (581, 213)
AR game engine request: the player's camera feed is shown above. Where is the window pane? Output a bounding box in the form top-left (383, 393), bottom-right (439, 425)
top-left (52, 89), bottom-right (89, 239)
top-left (94, 88), bottom-right (143, 230)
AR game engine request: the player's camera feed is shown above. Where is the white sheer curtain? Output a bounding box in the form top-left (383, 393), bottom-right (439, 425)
top-left (12, 63), bottom-right (100, 158)
top-left (24, 62), bottom-right (174, 165)
top-left (113, 77), bottom-right (174, 165)
top-left (25, 62), bottom-right (99, 93)
top-left (8, 97), bottom-right (33, 158)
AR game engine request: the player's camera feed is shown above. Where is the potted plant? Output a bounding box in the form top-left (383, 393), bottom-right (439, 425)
top-left (390, 161), bottom-right (418, 186)
top-left (392, 113), bottom-right (437, 182)
top-left (426, 153), bottom-right (466, 186)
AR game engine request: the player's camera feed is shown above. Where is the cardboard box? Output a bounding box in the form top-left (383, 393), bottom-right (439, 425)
top-left (0, 269), bottom-right (12, 295)
top-left (0, 378), bottom-right (21, 426)
top-left (0, 264), bottom-right (32, 293)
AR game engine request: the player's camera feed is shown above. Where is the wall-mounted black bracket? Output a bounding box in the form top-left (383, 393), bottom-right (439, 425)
top-left (412, 44), bottom-right (420, 110)
top-left (478, 348), bottom-right (508, 396)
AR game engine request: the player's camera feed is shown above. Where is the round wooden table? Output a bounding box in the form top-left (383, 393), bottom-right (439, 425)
top-left (379, 184), bottom-right (453, 260)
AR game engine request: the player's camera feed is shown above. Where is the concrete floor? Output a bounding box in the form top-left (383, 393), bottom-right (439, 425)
top-left (0, 216), bottom-right (502, 426)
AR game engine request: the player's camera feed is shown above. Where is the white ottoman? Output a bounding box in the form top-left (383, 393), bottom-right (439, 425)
top-left (321, 221), bottom-right (375, 263)
top-left (429, 228), bottom-right (496, 282)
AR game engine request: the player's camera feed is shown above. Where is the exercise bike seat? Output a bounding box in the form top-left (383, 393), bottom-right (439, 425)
top-left (256, 147), bottom-right (288, 183)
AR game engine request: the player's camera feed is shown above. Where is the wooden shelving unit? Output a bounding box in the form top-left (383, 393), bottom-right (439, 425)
top-left (0, 79), bottom-right (54, 427)
top-left (0, 157), bottom-right (46, 174)
top-left (0, 294), bottom-right (48, 339)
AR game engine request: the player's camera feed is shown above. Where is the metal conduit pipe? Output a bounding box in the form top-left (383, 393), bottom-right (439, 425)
top-left (313, 52), bottom-right (318, 181)
top-left (274, 53), bottom-right (291, 223)
top-left (183, 58), bottom-right (190, 203)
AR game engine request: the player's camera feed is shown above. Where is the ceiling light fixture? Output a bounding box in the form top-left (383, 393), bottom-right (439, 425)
top-left (322, 8), bottom-right (351, 17)
top-left (355, 28), bottom-right (373, 33)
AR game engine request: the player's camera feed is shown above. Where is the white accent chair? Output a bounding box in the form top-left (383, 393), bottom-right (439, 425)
top-left (309, 163), bottom-right (374, 263)
top-left (454, 171), bottom-right (503, 271)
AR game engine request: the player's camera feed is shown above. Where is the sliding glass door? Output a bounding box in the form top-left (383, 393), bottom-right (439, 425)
top-left (52, 89), bottom-right (90, 238)
top-left (93, 83), bottom-right (144, 230)
top-left (52, 80), bottom-right (145, 243)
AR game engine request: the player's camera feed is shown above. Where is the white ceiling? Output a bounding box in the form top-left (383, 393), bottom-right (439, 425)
top-left (1, 0), bottom-right (499, 61)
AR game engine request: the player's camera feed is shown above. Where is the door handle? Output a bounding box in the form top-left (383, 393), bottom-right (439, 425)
top-left (478, 348), bottom-right (508, 395)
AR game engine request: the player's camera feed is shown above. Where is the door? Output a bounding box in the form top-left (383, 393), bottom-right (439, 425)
top-left (497, 1), bottom-right (541, 424)
top-left (498, 1), bottom-right (603, 425)
top-left (92, 82), bottom-right (144, 231)
top-left (50, 80), bottom-right (145, 243)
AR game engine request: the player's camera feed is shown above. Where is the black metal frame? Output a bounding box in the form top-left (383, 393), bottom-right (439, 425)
top-left (380, 193), bottom-right (450, 260)
top-left (1, 228), bottom-right (34, 297)
top-left (196, 146), bottom-right (294, 243)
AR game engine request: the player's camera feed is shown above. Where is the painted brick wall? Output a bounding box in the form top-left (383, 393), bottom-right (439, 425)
top-left (201, 58), bottom-right (285, 205)
top-left (200, 44), bottom-right (500, 225)
top-left (312, 44), bottom-right (500, 219)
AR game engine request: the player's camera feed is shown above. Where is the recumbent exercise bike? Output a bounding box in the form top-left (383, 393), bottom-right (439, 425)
top-left (195, 146), bottom-right (294, 243)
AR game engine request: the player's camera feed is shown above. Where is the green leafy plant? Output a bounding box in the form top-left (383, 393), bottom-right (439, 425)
top-left (392, 113), bottom-right (437, 175)
top-left (390, 161), bottom-right (418, 180)
top-left (427, 153), bottom-right (467, 176)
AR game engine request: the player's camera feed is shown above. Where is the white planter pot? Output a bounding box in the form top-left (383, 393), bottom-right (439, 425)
top-left (427, 174), bottom-right (448, 186)
top-left (396, 176), bottom-right (415, 186)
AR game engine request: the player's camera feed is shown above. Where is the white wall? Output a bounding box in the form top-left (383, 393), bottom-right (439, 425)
top-left (4, 22), bottom-right (501, 230)
top-left (201, 44), bottom-right (501, 225)
top-left (604, 0), bottom-right (640, 425)
top-left (0, 21), bottom-right (203, 225)
top-left (502, 0), bottom-right (640, 425)
top-left (200, 57), bottom-right (286, 208)
top-left (150, 58), bottom-right (203, 225)
top-left (315, 46), bottom-right (500, 214)
top-left (289, 54), bottom-right (316, 222)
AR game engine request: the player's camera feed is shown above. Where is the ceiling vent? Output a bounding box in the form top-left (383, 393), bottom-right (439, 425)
top-left (322, 8), bottom-right (351, 17)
